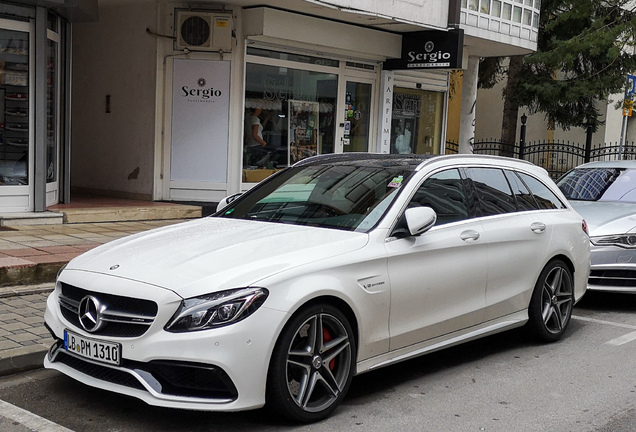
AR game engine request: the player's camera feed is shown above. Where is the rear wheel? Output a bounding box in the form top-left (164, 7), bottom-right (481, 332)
top-left (527, 260), bottom-right (574, 342)
top-left (267, 304), bottom-right (355, 423)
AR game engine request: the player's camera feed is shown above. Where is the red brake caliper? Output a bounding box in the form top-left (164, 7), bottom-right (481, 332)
top-left (323, 328), bottom-right (336, 370)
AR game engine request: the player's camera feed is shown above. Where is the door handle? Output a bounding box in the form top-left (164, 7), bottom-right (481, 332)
top-left (460, 230), bottom-right (480, 242)
top-left (531, 222), bottom-right (546, 233)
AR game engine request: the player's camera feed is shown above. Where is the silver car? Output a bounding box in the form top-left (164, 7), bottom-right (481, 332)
top-left (557, 160), bottom-right (636, 292)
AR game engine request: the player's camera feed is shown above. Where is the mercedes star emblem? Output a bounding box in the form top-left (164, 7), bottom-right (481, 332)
top-left (78, 296), bottom-right (105, 333)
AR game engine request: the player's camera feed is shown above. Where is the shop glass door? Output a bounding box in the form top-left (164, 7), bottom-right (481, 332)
top-left (343, 80), bottom-right (372, 153)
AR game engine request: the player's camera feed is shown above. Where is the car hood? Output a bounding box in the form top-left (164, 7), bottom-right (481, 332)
top-left (65, 217), bottom-right (369, 298)
top-left (569, 200), bottom-right (636, 236)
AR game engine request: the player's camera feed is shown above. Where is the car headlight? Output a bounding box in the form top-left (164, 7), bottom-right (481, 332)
top-left (591, 234), bottom-right (636, 248)
top-left (165, 287), bottom-right (268, 332)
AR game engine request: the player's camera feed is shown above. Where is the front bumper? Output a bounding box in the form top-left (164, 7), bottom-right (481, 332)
top-left (43, 277), bottom-right (288, 412)
top-left (587, 244), bottom-right (636, 293)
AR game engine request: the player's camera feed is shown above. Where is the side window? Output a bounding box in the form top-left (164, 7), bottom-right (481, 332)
top-left (505, 170), bottom-right (538, 211)
top-left (518, 172), bottom-right (567, 209)
top-left (465, 168), bottom-right (516, 216)
top-left (410, 169), bottom-right (470, 225)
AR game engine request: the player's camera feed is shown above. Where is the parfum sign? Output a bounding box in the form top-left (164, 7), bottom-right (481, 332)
top-left (384, 29), bottom-right (463, 70)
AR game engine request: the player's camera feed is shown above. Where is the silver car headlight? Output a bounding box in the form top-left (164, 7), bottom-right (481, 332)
top-left (590, 234), bottom-right (636, 248)
top-left (165, 287), bottom-right (269, 332)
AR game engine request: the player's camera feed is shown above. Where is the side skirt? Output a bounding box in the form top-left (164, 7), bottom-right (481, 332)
top-left (356, 310), bottom-right (528, 374)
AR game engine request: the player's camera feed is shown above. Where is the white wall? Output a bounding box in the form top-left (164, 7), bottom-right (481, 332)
top-left (71, 0), bottom-right (158, 199)
top-left (321, 0), bottom-right (449, 29)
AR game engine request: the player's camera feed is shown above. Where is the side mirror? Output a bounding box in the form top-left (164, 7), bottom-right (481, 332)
top-left (216, 193), bottom-right (242, 213)
top-left (404, 206), bottom-right (437, 236)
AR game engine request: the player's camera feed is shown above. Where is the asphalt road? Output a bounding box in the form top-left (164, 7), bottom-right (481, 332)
top-left (1, 291), bottom-right (636, 432)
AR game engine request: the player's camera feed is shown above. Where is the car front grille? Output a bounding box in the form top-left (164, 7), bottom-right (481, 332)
top-left (589, 270), bottom-right (636, 288)
top-left (59, 282), bottom-right (158, 337)
top-left (50, 343), bottom-right (238, 401)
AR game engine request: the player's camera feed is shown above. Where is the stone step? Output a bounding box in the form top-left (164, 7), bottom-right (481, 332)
top-left (0, 212), bottom-right (64, 227)
top-left (55, 204), bottom-right (202, 224)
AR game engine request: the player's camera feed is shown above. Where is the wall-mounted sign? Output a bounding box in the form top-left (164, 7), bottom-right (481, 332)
top-left (384, 29), bottom-right (463, 70)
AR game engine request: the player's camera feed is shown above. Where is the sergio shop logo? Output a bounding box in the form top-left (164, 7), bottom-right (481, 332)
top-left (181, 77), bottom-right (223, 100)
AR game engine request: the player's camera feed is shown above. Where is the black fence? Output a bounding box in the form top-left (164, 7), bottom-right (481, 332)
top-left (445, 139), bottom-right (636, 179)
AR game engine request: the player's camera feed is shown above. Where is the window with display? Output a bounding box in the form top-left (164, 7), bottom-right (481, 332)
top-left (390, 88), bottom-right (444, 156)
top-left (243, 54), bottom-right (338, 183)
top-left (0, 29), bottom-right (29, 186)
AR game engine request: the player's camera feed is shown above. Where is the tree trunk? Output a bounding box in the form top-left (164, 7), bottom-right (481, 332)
top-left (500, 55), bottom-right (524, 157)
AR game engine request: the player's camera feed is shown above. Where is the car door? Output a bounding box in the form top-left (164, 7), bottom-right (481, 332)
top-left (465, 167), bottom-right (555, 321)
top-left (386, 168), bottom-right (488, 351)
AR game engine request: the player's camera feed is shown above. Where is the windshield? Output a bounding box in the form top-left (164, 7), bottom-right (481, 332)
top-left (557, 168), bottom-right (636, 202)
top-left (218, 162), bottom-right (417, 232)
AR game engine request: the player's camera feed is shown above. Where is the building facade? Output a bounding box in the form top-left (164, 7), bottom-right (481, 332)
top-left (0, 0), bottom-right (540, 212)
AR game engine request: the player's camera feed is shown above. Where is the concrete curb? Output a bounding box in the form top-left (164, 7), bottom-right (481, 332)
top-left (0, 344), bottom-right (48, 377)
top-left (0, 263), bottom-right (64, 289)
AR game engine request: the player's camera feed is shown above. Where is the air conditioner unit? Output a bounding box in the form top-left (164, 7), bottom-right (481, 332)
top-left (176, 11), bottom-right (232, 52)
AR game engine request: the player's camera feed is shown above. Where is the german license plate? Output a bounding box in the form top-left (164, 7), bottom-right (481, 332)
top-left (64, 329), bottom-right (121, 366)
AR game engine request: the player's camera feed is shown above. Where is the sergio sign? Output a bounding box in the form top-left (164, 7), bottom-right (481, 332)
top-left (384, 29), bottom-right (464, 70)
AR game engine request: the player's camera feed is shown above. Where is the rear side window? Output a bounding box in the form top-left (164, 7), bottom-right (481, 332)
top-left (466, 168), bottom-right (516, 216)
top-left (505, 170), bottom-right (538, 210)
top-left (410, 169), bottom-right (470, 225)
top-left (517, 172), bottom-right (566, 209)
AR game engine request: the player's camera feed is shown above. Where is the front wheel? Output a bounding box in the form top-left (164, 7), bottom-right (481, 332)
top-left (267, 304), bottom-right (355, 423)
top-left (526, 259), bottom-right (574, 342)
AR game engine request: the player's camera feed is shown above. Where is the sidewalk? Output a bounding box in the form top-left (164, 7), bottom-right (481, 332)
top-left (0, 219), bottom-right (187, 377)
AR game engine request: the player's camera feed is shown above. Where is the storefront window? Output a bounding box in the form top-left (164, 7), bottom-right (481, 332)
top-left (0, 29), bottom-right (29, 186)
top-left (390, 88), bottom-right (444, 155)
top-left (243, 62), bottom-right (337, 183)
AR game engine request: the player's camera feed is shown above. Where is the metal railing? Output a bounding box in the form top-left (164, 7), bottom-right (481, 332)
top-left (445, 139), bottom-right (636, 179)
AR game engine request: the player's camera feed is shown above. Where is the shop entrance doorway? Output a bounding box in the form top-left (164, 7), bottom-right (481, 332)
top-left (342, 79), bottom-right (373, 153)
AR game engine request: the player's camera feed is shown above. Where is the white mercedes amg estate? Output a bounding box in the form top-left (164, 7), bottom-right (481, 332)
top-left (44, 154), bottom-right (590, 422)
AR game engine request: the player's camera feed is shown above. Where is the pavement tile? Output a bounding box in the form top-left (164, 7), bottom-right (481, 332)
top-left (21, 255), bottom-right (68, 264)
top-left (33, 245), bottom-right (81, 254)
top-left (0, 257), bottom-right (32, 267)
top-left (2, 322), bottom-right (27, 332)
top-left (23, 240), bottom-right (65, 247)
top-left (0, 340), bottom-right (19, 350)
top-left (0, 235), bottom-right (42, 242)
top-left (72, 243), bottom-right (99, 251)
top-left (2, 248), bottom-right (50, 257)
top-left (0, 240), bottom-right (23, 249)
top-left (6, 333), bottom-right (37, 343)
top-left (16, 316), bottom-right (43, 325)
top-left (0, 313), bottom-right (20, 321)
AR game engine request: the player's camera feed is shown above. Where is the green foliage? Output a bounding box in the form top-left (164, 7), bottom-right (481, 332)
top-left (480, 0), bottom-right (636, 130)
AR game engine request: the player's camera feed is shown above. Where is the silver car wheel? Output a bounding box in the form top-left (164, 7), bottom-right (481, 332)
top-left (540, 265), bottom-right (574, 334)
top-left (527, 259), bottom-right (575, 342)
top-left (285, 312), bottom-right (352, 413)
top-left (267, 304), bottom-right (355, 422)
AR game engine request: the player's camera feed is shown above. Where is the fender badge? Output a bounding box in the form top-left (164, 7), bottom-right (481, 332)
top-left (110, 265), bottom-right (120, 270)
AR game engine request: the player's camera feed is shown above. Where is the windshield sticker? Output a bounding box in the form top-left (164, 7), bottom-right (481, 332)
top-left (388, 175), bottom-right (404, 188)
top-left (224, 208), bottom-right (235, 215)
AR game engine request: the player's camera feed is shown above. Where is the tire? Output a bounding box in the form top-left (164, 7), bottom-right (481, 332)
top-left (267, 303), bottom-right (356, 423)
top-left (526, 259), bottom-right (574, 342)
